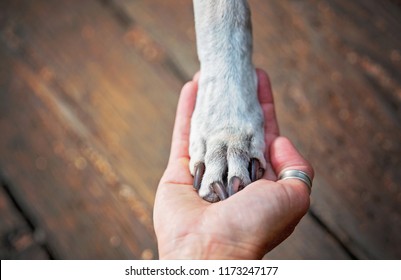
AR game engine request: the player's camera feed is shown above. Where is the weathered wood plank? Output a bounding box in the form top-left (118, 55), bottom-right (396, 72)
top-left (0, 181), bottom-right (50, 259)
top-left (264, 215), bottom-right (353, 260)
top-left (1, 0), bottom-right (400, 259)
top-left (0, 0), bottom-right (349, 260)
top-left (266, 214), bottom-right (351, 260)
top-left (252, 0), bottom-right (401, 259)
top-left (0, 0), bottom-right (186, 259)
top-left (0, 56), bottom-right (156, 259)
top-left (113, 0), bottom-right (199, 77)
top-left (113, 0), bottom-right (401, 259)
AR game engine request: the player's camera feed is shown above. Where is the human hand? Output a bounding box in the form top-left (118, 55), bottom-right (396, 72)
top-left (154, 69), bottom-right (314, 259)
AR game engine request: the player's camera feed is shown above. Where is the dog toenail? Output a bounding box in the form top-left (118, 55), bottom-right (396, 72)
top-left (193, 162), bottom-right (205, 190)
top-left (211, 182), bottom-right (228, 200)
top-left (228, 176), bottom-right (243, 196)
top-left (249, 158), bottom-right (260, 182)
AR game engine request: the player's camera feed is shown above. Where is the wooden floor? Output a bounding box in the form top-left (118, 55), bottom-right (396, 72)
top-left (0, 0), bottom-right (400, 260)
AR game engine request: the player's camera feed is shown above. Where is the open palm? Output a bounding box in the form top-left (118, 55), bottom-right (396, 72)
top-left (154, 70), bottom-right (314, 259)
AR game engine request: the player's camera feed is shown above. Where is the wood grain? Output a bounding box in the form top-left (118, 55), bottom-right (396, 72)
top-left (112, 0), bottom-right (401, 259)
top-left (0, 0), bottom-right (400, 259)
top-left (0, 0), bottom-right (175, 259)
top-left (0, 181), bottom-right (50, 259)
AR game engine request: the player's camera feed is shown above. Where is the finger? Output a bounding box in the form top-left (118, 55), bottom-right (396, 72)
top-left (256, 69), bottom-right (279, 181)
top-left (169, 79), bottom-right (198, 163)
top-left (193, 71), bottom-right (200, 82)
top-left (270, 136), bottom-right (314, 193)
top-left (256, 68), bottom-right (274, 104)
top-left (256, 69), bottom-right (280, 143)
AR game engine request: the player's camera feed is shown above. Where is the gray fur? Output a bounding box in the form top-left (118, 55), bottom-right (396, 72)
top-left (190, 0), bottom-right (266, 201)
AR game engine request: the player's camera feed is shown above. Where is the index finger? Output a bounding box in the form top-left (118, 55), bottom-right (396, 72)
top-left (256, 69), bottom-right (280, 143)
top-left (256, 69), bottom-right (280, 180)
top-left (168, 79), bottom-right (198, 164)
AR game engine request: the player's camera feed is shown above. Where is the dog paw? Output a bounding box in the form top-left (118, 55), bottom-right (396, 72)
top-left (189, 70), bottom-right (266, 202)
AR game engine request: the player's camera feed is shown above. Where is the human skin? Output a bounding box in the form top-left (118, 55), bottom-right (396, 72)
top-left (154, 69), bottom-right (314, 259)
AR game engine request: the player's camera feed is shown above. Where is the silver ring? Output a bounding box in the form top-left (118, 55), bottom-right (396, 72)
top-left (278, 169), bottom-right (312, 190)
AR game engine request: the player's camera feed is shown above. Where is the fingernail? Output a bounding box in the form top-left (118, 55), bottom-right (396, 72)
top-left (193, 163), bottom-right (205, 191)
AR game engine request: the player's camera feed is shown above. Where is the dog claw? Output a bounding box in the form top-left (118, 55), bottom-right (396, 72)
top-left (195, 159), bottom-right (264, 201)
top-left (193, 163), bottom-right (205, 190)
top-left (211, 182), bottom-right (228, 201)
top-left (250, 158), bottom-right (264, 182)
top-left (228, 176), bottom-right (243, 197)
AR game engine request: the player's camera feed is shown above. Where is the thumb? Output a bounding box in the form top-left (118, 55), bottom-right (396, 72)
top-left (270, 136), bottom-right (314, 195)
